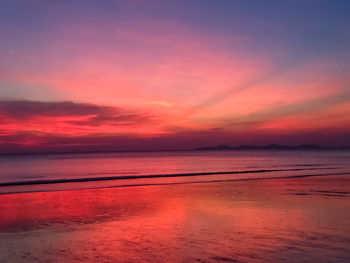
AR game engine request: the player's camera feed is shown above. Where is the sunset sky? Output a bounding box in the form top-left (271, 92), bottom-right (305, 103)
top-left (0, 0), bottom-right (350, 152)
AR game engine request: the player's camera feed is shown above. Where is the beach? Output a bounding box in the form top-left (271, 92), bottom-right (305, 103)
top-left (1, 0), bottom-right (350, 262)
top-left (1, 173), bottom-right (349, 263)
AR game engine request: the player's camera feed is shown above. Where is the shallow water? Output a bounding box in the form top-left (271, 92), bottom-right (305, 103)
top-left (0, 175), bottom-right (349, 263)
top-left (0, 150), bottom-right (350, 194)
top-left (0, 151), bottom-right (349, 262)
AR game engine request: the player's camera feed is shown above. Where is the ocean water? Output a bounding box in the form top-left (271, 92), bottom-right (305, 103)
top-left (0, 150), bottom-right (350, 262)
top-left (0, 150), bottom-right (350, 194)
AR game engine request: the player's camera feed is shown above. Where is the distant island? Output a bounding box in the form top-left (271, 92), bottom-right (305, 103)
top-left (1, 143), bottom-right (350, 156)
top-left (195, 144), bottom-right (350, 151)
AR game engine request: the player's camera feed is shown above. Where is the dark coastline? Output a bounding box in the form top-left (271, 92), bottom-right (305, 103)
top-left (0, 144), bottom-right (350, 157)
top-left (195, 144), bottom-right (350, 151)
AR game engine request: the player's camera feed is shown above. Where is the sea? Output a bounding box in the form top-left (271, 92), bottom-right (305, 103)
top-left (0, 149), bottom-right (350, 194)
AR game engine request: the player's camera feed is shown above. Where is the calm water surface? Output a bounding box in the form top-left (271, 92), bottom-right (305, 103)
top-left (0, 150), bottom-right (349, 262)
top-left (0, 150), bottom-right (350, 194)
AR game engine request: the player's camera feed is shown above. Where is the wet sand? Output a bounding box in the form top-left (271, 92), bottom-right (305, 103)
top-left (0, 174), bottom-right (349, 263)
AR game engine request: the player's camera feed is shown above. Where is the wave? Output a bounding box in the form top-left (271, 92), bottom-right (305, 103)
top-left (1, 171), bottom-right (349, 196)
top-left (0, 167), bottom-right (337, 187)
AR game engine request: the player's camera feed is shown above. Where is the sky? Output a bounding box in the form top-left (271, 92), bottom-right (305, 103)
top-left (0, 0), bottom-right (350, 153)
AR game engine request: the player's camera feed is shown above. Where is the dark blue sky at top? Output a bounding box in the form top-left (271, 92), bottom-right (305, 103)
top-left (1, 0), bottom-right (349, 57)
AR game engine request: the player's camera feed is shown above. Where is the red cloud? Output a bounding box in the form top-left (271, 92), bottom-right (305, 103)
top-left (0, 100), bottom-right (162, 140)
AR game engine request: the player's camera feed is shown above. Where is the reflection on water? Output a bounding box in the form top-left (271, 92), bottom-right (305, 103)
top-left (1, 150), bottom-right (350, 194)
top-left (0, 175), bottom-right (349, 262)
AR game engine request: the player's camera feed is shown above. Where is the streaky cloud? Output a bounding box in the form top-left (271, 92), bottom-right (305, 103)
top-left (220, 89), bottom-right (350, 129)
top-left (0, 100), bottom-right (152, 125)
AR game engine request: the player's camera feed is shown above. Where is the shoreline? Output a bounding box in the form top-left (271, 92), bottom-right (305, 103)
top-left (0, 167), bottom-right (337, 187)
top-left (0, 173), bottom-right (349, 262)
top-left (0, 169), bottom-right (348, 196)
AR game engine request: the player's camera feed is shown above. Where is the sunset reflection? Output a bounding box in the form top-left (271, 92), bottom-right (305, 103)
top-left (1, 175), bottom-right (349, 262)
